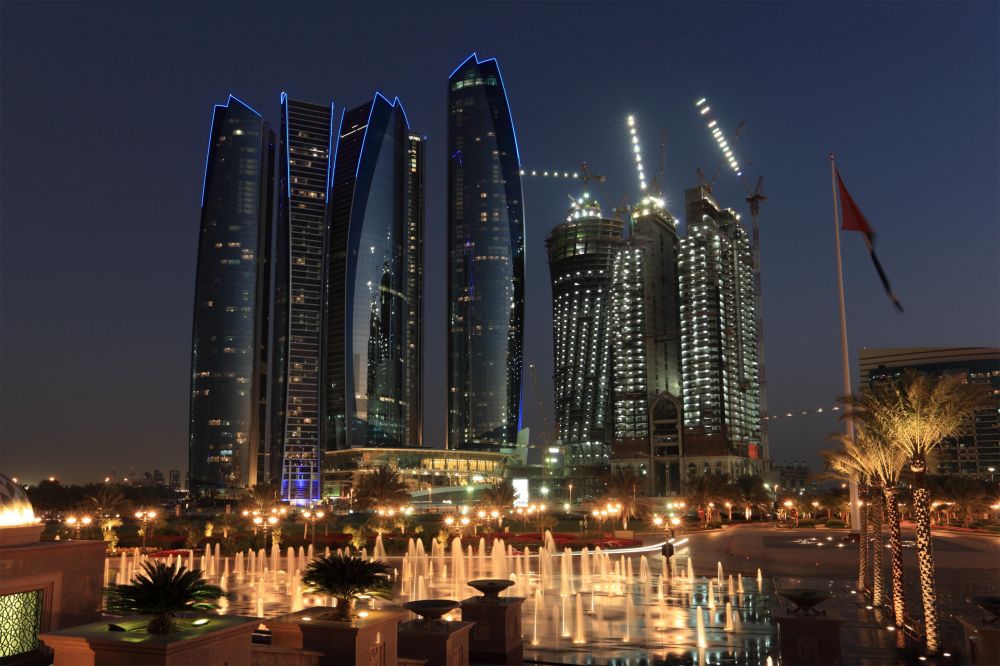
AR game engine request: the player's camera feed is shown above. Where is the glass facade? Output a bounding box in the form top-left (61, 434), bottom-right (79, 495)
top-left (546, 196), bottom-right (622, 470)
top-left (273, 96), bottom-right (334, 502)
top-left (679, 185), bottom-right (761, 457)
top-left (447, 53), bottom-right (525, 451)
top-left (325, 94), bottom-right (422, 450)
top-left (188, 95), bottom-right (274, 495)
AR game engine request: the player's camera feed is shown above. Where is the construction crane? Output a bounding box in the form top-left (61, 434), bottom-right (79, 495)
top-left (695, 120), bottom-right (746, 193)
top-left (695, 97), bottom-right (770, 461)
top-left (519, 161), bottom-right (606, 188)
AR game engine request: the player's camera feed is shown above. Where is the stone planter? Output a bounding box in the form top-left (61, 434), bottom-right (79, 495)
top-left (39, 615), bottom-right (259, 666)
top-left (956, 616), bottom-right (1000, 665)
top-left (267, 607), bottom-right (403, 666)
top-left (460, 596), bottom-right (524, 664)
top-left (774, 613), bottom-right (843, 665)
top-left (397, 618), bottom-right (473, 666)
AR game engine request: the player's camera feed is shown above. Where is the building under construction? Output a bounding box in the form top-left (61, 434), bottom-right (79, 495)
top-left (678, 184), bottom-right (764, 480)
top-left (545, 194), bottom-right (623, 494)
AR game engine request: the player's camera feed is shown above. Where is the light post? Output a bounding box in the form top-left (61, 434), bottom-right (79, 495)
top-left (302, 510), bottom-right (325, 545)
top-left (134, 510), bottom-right (157, 549)
top-left (724, 502), bottom-right (733, 522)
top-left (65, 515), bottom-right (92, 539)
top-left (568, 483), bottom-right (573, 507)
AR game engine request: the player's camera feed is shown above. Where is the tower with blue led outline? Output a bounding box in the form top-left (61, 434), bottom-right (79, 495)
top-left (447, 53), bottom-right (526, 452)
top-left (188, 95), bottom-right (275, 497)
top-left (324, 93), bottom-right (423, 452)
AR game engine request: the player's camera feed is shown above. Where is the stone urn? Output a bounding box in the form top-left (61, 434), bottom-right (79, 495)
top-left (398, 600), bottom-right (472, 666)
top-left (461, 584), bottom-right (525, 665)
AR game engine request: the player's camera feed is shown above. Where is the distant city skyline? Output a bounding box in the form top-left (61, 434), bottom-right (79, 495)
top-left (2, 2), bottom-right (998, 483)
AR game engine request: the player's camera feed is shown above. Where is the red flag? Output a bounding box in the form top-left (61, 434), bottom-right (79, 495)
top-left (836, 170), bottom-right (875, 236)
top-left (835, 167), bottom-right (903, 312)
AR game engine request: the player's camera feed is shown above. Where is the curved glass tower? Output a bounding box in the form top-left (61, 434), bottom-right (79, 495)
top-left (447, 53), bottom-right (525, 451)
top-left (325, 93), bottom-right (422, 451)
top-left (546, 195), bottom-right (623, 478)
top-left (188, 95), bottom-right (275, 495)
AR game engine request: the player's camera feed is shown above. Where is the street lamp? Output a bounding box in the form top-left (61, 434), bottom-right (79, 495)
top-left (65, 515), bottom-right (92, 539)
top-left (302, 510), bottom-right (325, 545)
top-left (568, 483), bottom-right (573, 506)
top-left (134, 510), bottom-right (157, 549)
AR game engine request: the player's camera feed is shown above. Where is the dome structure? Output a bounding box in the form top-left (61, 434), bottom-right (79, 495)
top-left (0, 473), bottom-right (37, 527)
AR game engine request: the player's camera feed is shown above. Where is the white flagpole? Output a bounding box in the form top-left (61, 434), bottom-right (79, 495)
top-left (830, 154), bottom-right (861, 533)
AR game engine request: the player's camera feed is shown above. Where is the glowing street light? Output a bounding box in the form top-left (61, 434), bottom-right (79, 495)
top-left (134, 510), bottom-right (157, 549)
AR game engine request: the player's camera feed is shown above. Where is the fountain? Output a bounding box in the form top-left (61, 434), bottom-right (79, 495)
top-left (623, 594), bottom-right (633, 643)
top-left (572, 593), bottom-right (586, 644)
top-left (177, 522), bottom-right (779, 664)
top-left (532, 589), bottom-right (542, 645)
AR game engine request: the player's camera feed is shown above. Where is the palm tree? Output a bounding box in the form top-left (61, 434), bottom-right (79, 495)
top-left (848, 371), bottom-right (988, 654)
top-left (86, 483), bottom-right (131, 519)
top-left (821, 439), bottom-right (873, 597)
top-left (932, 476), bottom-right (990, 528)
top-left (353, 466), bottom-right (409, 510)
top-left (242, 482), bottom-right (279, 514)
top-left (866, 428), bottom-right (910, 631)
top-left (479, 480), bottom-right (516, 512)
top-left (685, 472), bottom-right (729, 526)
top-left (301, 554), bottom-right (393, 620)
top-left (834, 426), bottom-right (909, 628)
top-left (600, 468), bottom-right (648, 530)
top-left (730, 474), bottom-right (770, 522)
top-left (104, 562), bottom-right (225, 634)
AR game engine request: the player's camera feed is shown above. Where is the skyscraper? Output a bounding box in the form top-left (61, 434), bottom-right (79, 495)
top-left (679, 184), bottom-right (762, 477)
top-left (546, 195), bottom-right (623, 483)
top-left (447, 53), bottom-right (525, 451)
top-left (188, 95), bottom-right (275, 496)
top-left (271, 95), bottom-right (334, 503)
top-left (610, 195), bottom-right (684, 493)
top-left (325, 93), bottom-right (423, 452)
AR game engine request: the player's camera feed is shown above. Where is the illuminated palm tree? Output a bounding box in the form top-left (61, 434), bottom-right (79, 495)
top-left (241, 482), bottom-right (279, 514)
top-left (835, 426), bottom-right (909, 629)
top-left (479, 480), bottom-right (516, 512)
top-left (600, 468), bottom-right (648, 530)
top-left (685, 472), bottom-right (729, 526)
top-left (848, 371), bottom-right (988, 654)
top-left (821, 438), bottom-right (873, 597)
top-left (353, 466), bottom-right (409, 510)
top-left (730, 474), bottom-right (770, 522)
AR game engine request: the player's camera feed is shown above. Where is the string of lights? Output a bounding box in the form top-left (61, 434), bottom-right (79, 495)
top-left (518, 169), bottom-right (579, 178)
top-left (765, 404), bottom-right (842, 422)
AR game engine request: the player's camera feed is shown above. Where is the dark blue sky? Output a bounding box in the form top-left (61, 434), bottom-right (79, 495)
top-left (2, 2), bottom-right (997, 484)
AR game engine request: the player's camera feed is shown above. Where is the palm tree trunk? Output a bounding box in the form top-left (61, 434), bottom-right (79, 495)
top-left (870, 489), bottom-right (884, 606)
top-left (858, 484), bottom-right (869, 594)
top-left (882, 485), bottom-right (907, 627)
top-left (911, 462), bottom-right (941, 653)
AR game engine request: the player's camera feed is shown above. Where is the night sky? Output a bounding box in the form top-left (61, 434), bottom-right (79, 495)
top-left (2, 2), bottom-right (997, 484)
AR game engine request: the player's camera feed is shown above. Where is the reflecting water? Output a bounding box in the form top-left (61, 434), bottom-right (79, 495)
top-left (106, 535), bottom-right (777, 664)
